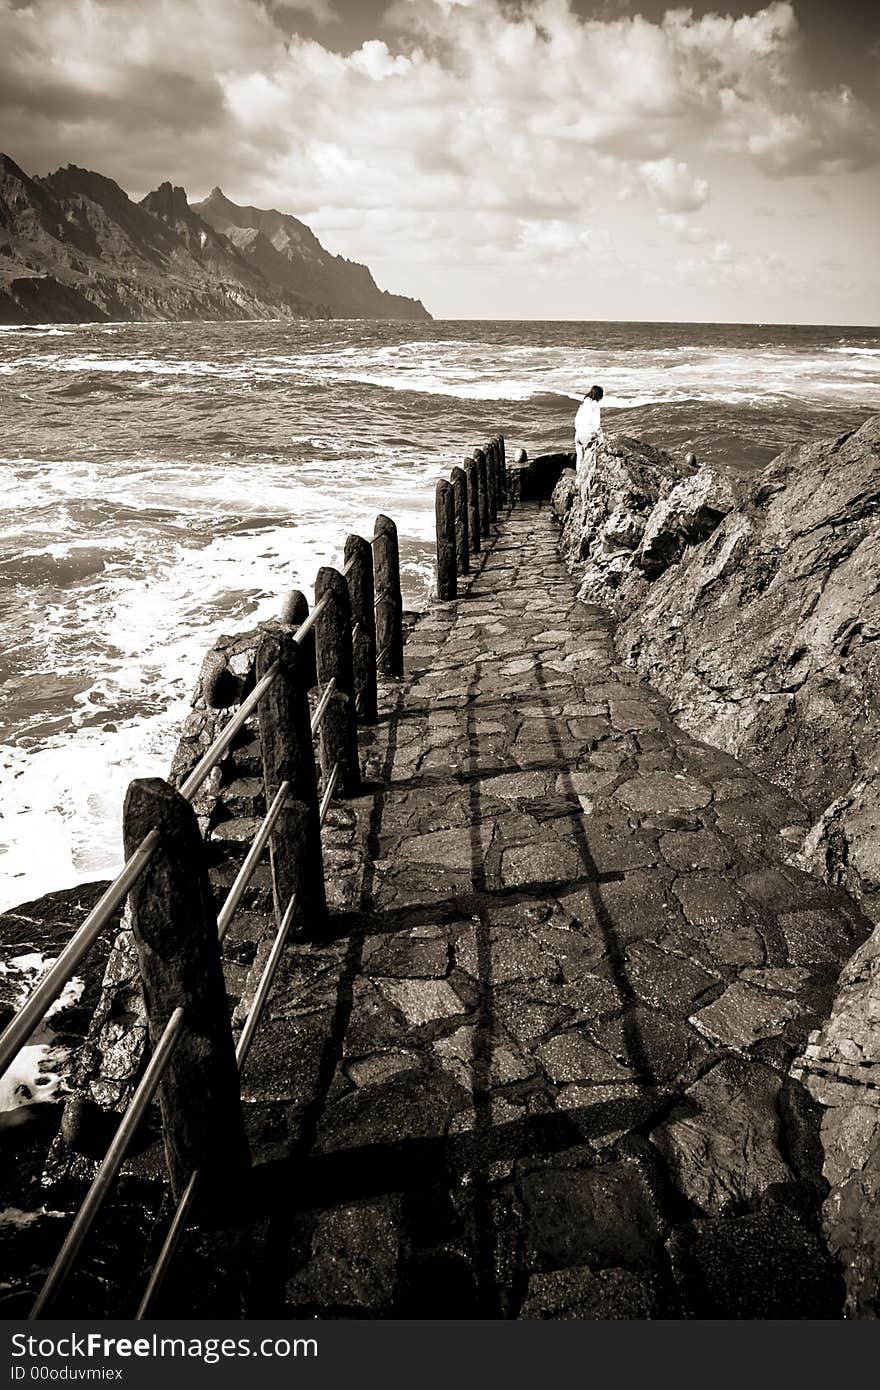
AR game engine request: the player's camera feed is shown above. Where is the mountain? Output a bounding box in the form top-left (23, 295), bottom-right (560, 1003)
top-left (0, 154), bottom-right (431, 323)
top-left (192, 186), bottom-right (425, 321)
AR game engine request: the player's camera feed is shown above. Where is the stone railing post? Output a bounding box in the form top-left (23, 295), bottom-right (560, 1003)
top-left (373, 514), bottom-right (404, 677)
top-left (485, 439), bottom-right (499, 522)
top-left (123, 777), bottom-right (251, 1203)
top-left (465, 455), bottom-right (481, 555)
top-left (256, 623), bottom-right (327, 926)
top-left (279, 588), bottom-right (317, 688)
top-left (496, 433), bottom-right (507, 503)
top-left (435, 477), bottom-right (457, 600)
top-left (344, 534), bottom-right (378, 724)
top-left (473, 448), bottom-right (490, 538)
top-left (450, 465), bottom-right (469, 575)
top-left (314, 566), bottom-right (361, 796)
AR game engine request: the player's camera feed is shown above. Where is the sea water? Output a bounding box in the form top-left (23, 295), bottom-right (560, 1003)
top-left (1, 317), bottom-right (879, 911)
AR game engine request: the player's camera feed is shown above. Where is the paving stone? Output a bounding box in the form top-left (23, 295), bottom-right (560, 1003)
top-left (651, 1057), bottom-right (793, 1216)
top-left (499, 840), bottom-right (582, 888)
top-left (598, 871), bottom-right (679, 945)
top-left (398, 827), bottom-right (487, 870)
top-left (615, 772), bottom-right (712, 813)
top-left (690, 980), bottom-right (804, 1050)
top-left (286, 1199), bottom-right (400, 1311)
top-left (346, 1050), bottom-right (424, 1088)
top-left (433, 1025), bottom-right (534, 1088)
top-left (520, 1156), bottom-right (664, 1270)
top-left (518, 1265), bottom-right (659, 1319)
top-left (589, 1006), bottom-right (708, 1082)
top-left (364, 933), bottom-right (449, 980)
top-left (376, 978), bottom-right (467, 1026)
top-left (659, 828), bottom-right (732, 871)
top-left (455, 924), bottom-right (553, 983)
top-left (739, 966), bottom-right (814, 993)
top-left (480, 770), bottom-right (553, 800)
top-left (625, 941), bottom-right (719, 1012)
top-left (315, 1069), bottom-right (469, 1154)
top-left (779, 908), bottom-right (854, 965)
top-left (537, 1029), bottom-right (634, 1084)
top-left (669, 1209), bottom-right (843, 1318)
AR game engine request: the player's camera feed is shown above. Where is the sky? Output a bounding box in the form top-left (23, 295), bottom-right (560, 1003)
top-left (1, 0), bottom-right (878, 323)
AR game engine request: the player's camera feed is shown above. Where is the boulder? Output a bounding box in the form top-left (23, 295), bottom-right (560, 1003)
top-left (638, 467), bottom-right (740, 578)
top-left (557, 433), bottom-right (696, 605)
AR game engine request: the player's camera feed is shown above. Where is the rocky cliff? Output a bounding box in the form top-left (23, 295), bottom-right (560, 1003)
top-left (0, 154), bottom-right (430, 324)
top-left (553, 417), bottom-right (880, 1316)
top-left (193, 187), bottom-right (430, 322)
top-left (554, 419), bottom-right (880, 923)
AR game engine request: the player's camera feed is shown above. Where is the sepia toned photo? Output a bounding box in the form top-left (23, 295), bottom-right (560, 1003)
top-left (1, 0), bottom-right (878, 1336)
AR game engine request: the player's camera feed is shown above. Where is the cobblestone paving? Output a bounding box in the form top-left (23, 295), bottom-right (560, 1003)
top-left (234, 505), bottom-right (871, 1319)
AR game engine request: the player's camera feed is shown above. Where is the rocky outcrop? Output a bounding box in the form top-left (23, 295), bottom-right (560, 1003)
top-left (638, 468), bottom-right (742, 579)
top-left (192, 187), bottom-right (431, 322)
top-left (555, 418), bottom-right (880, 920)
top-left (0, 153), bottom-right (431, 323)
top-left (555, 434), bottom-right (701, 607)
top-left (553, 414), bottom-right (880, 1318)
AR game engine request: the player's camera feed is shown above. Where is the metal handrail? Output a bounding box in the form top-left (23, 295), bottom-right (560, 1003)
top-left (135, 759), bottom-right (341, 1320)
top-left (291, 591), bottom-right (329, 647)
top-left (178, 660), bottom-right (281, 802)
top-left (30, 1006), bottom-right (187, 1318)
top-left (310, 676), bottom-right (336, 734)
top-left (0, 586), bottom-right (334, 1084)
top-left (14, 527), bottom-right (378, 1316)
top-left (216, 781), bottom-right (290, 942)
top-left (0, 829), bottom-right (161, 1082)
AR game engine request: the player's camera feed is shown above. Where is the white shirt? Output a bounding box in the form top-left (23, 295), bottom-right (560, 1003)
top-left (574, 396), bottom-right (601, 445)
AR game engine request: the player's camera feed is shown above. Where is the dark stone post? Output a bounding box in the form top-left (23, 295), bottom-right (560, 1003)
top-left (344, 534), bottom-right (378, 724)
top-left (450, 465), bottom-right (469, 575)
top-left (473, 448), bottom-right (490, 538)
top-left (485, 440), bottom-right (499, 521)
top-left (279, 588), bottom-right (317, 688)
top-left (435, 478), bottom-right (457, 600)
top-left (123, 777), bottom-right (250, 1203)
top-left (465, 456), bottom-right (481, 555)
top-left (256, 623), bottom-right (327, 926)
top-left (373, 514), bottom-right (404, 677)
top-left (315, 566), bottom-right (361, 796)
top-left (495, 434), bottom-right (507, 503)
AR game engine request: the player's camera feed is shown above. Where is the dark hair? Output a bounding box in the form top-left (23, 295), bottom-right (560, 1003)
top-left (588, 384), bottom-right (604, 401)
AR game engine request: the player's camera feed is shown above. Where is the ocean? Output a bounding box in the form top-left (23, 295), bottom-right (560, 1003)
top-left (1, 317), bottom-right (879, 913)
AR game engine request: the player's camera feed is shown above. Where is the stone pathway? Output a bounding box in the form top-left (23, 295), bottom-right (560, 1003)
top-left (192, 503), bottom-right (872, 1319)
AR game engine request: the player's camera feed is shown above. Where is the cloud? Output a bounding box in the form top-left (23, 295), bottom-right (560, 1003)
top-left (640, 158), bottom-right (709, 213)
top-left (0, 0), bottom-right (876, 312)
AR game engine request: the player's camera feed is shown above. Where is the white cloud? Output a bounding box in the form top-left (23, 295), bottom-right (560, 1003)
top-left (0, 0), bottom-right (876, 312)
top-left (640, 158), bottom-right (709, 213)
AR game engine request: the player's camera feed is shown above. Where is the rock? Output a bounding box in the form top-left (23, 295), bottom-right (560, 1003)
top-left (791, 921), bottom-right (880, 1316)
top-left (556, 432), bottom-right (697, 605)
top-left (638, 467), bottom-right (740, 578)
top-left (690, 981), bottom-right (804, 1051)
top-left (669, 1208), bottom-right (843, 1318)
top-left (286, 1199), bottom-right (400, 1311)
top-left (550, 469), bottom-right (578, 521)
top-left (598, 417), bottom-right (880, 923)
top-left (518, 1265), bottom-right (658, 1318)
top-left (651, 1057), bottom-right (793, 1216)
top-left (519, 1154), bottom-right (664, 1270)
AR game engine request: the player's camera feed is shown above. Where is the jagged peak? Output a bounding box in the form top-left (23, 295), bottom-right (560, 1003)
top-left (141, 181), bottom-right (192, 221)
